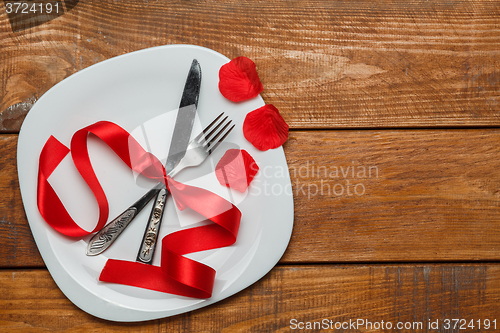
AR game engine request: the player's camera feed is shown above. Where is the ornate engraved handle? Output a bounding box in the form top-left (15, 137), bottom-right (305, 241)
top-left (136, 187), bottom-right (169, 264)
top-left (86, 183), bottom-right (163, 256)
top-left (87, 208), bottom-right (138, 255)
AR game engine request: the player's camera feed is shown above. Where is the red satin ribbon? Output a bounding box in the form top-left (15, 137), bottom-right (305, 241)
top-left (37, 121), bottom-right (241, 298)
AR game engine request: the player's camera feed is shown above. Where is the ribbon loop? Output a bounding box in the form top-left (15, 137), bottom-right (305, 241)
top-left (37, 121), bottom-right (241, 298)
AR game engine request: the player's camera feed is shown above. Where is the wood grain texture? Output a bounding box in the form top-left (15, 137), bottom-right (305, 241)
top-left (0, 135), bottom-right (40, 267)
top-left (283, 129), bottom-right (500, 262)
top-left (1, 0), bottom-right (500, 132)
top-left (3, 129), bottom-right (500, 267)
top-left (1, 265), bottom-right (499, 331)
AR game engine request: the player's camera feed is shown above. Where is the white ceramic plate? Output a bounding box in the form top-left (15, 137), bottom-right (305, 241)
top-left (17, 45), bottom-right (294, 322)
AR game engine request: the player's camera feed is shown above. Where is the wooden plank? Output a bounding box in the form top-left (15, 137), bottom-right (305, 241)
top-left (3, 129), bottom-right (500, 267)
top-left (0, 135), bottom-right (41, 267)
top-left (1, 0), bottom-right (500, 132)
top-left (0, 265), bottom-right (499, 331)
top-left (282, 129), bottom-right (500, 262)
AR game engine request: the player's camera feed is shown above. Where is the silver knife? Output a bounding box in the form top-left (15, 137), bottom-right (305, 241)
top-left (136, 59), bottom-right (201, 264)
top-left (86, 59), bottom-right (201, 257)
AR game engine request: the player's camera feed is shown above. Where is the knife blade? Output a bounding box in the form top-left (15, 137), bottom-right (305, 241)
top-left (136, 59), bottom-right (202, 264)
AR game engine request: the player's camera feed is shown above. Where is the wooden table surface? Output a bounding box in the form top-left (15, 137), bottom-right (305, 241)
top-left (1, 1), bottom-right (500, 331)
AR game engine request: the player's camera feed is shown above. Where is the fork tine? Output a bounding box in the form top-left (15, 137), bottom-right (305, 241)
top-left (202, 115), bottom-right (229, 144)
top-left (207, 124), bottom-right (235, 154)
top-left (194, 112), bottom-right (224, 142)
top-left (205, 119), bottom-right (231, 148)
top-left (168, 114), bottom-right (234, 179)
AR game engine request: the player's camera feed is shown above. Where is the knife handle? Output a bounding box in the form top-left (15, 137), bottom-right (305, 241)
top-left (87, 207), bottom-right (139, 256)
top-left (136, 186), bottom-right (169, 264)
top-left (86, 183), bottom-right (163, 256)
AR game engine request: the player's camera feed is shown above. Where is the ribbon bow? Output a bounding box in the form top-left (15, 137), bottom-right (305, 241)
top-left (37, 121), bottom-right (241, 298)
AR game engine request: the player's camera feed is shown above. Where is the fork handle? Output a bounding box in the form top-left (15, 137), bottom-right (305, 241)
top-left (136, 186), bottom-right (170, 264)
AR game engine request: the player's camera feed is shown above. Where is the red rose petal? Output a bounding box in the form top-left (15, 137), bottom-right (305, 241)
top-left (216, 149), bottom-right (259, 193)
top-left (243, 104), bottom-right (289, 151)
top-left (219, 57), bottom-right (264, 102)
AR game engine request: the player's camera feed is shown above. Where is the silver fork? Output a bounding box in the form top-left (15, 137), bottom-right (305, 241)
top-left (168, 113), bottom-right (234, 178)
top-left (86, 113), bottom-right (234, 256)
